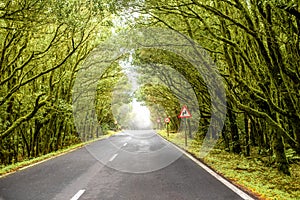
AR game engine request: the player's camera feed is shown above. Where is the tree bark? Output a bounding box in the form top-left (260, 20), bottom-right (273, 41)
top-left (228, 101), bottom-right (241, 154)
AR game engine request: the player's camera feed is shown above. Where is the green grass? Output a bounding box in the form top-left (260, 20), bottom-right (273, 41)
top-left (158, 130), bottom-right (300, 200)
top-left (0, 130), bottom-right (117, 177)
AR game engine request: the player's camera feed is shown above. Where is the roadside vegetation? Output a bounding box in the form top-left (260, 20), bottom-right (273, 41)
top-left (0, 130), bottom-right (117, 177)
top-left (159, 130), bottom-right (300, 200)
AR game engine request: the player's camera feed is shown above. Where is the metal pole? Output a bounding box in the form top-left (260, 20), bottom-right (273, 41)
top-left (167, 123), bottom-right (169, 137)
top-left (185, 118), bottom-right (187, 146)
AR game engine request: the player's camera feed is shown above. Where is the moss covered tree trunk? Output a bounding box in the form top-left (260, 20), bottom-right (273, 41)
top-left (228, 102), bottom-right (241, 154)
top-left (272, 130), bottom-right (290, 175)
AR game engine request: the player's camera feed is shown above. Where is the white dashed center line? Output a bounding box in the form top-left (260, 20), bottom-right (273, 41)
top-left (70, 189), bottom-right (85, 200)
top-left (109, 153), bottom-right (118, 162)
top-left (123, 143), bottom-right (128, 147)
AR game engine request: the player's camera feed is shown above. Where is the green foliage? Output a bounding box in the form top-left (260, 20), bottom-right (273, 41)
top-left (0, 0), bottom-right (114, 166)
top-left (134, 48), bottom-right (210, 133)
top-left (95, 62), bottom-right (130, 131)
top-left (123, 0), bottom-right (300, 175)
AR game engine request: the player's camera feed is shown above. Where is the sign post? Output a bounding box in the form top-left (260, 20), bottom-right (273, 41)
top-left (164, 117), bottom-right (171, 137)
top-left (178, 105), bottom-right (192, 146)
top-left (185, 119), bottom-right (187, 147)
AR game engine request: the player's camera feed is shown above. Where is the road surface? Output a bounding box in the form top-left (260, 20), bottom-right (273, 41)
top-left (0, 130), bottom-right (255, 200)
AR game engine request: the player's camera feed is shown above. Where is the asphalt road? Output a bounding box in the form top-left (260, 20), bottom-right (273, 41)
top-left (0, 130), bottom-right (255, 200)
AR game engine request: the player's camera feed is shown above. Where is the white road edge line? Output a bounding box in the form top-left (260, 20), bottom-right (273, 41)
top-left (157, 133), bottom-right (255, 200)
top-left (70, 189), bottom-right (85, 200)
top-left (109, 153), bottom-right (118, 162)
top-left (123, 143), bottom-right (128, 147)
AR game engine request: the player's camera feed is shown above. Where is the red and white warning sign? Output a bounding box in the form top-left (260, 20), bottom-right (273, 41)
top-left (178, 105), bottom-right (192, 118)
top-left (164, 117), bottom-right (170, 123)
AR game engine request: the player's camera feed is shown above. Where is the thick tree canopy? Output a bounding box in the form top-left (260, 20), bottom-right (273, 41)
top-left (117, 0), bottom-right (300, 175)
top-left (0, 0), bottom-right (299, 177)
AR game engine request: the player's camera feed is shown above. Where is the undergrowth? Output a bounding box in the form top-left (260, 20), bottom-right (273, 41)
top-left (159, 130), bottom-right (300, 200)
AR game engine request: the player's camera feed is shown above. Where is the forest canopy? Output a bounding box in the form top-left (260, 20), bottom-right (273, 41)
top-left (0, 0), bottom-right (299, 177)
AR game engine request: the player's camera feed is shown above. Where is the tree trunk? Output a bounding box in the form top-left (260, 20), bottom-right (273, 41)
top-left (272, 130), bottom-right (291, 175)
top-left (244, 114), bottom-right (250, 156)
top-left (228, 102), bottom-right (241, 154)
top-left (222, 124), bottom-right (230, 151)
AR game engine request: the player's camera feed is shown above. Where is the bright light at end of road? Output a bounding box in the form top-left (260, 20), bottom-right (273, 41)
top-left (131, 99), bottom-right (153, 129)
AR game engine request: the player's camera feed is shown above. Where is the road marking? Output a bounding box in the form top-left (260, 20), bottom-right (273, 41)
top-left (157, 133), bottom-right (255, 200)
top-left (70, 189), bottom-right (85, 200)
top-left (123, 143), bottom-right (128, 147)
top-left (180, 151), bottom-right (255, 200)
top-left (109, 153), bottom-right (118, 162)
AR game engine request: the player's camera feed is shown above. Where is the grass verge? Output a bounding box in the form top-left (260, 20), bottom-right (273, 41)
top-left (158, 130), bottom-right (300, 200)
top-left (0, 130), bottom-right (117, 177)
